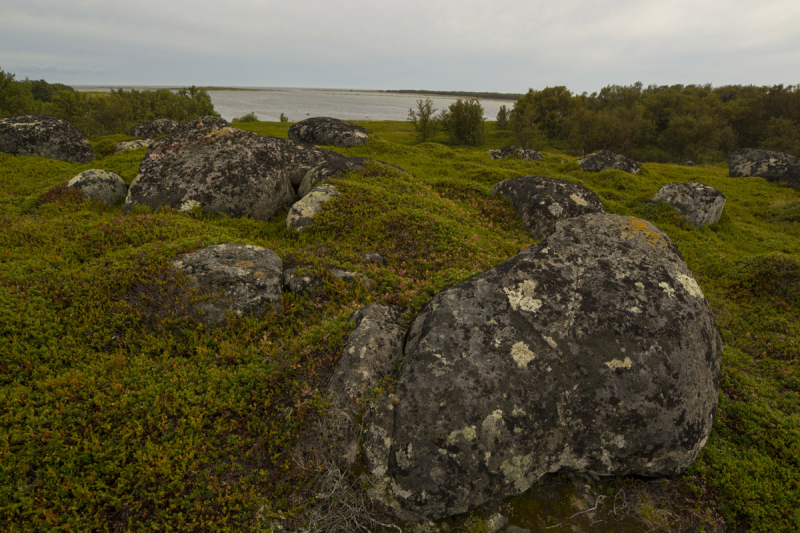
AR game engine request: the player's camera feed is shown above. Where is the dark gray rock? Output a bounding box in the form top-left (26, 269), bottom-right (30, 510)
top-left (489, 146), bottom-right (543, 161)
top-left (125, 124), bottom-right (293, 220)
top-left (650, 182), bottom-right (725, 228)
top-left (728, 148), bottom-right (800, 186)
top-left (364, 213), bottom-right (721, 521)
top-left (782, 163), bottom-right (800, 187)
top-left (271, 137), bottom-right (342, 189)
top-left (172, 244), bottom-right (282, 324)
top-left (115, 138), bottom-right (153, 153)
top-left (67, 169), bottom-right (127, 206)
top-left (286, 184), bottom-right (339, 231)
top-left (577, 150), bottom-right (641, 174)
top-left (288, 116), bottom-right (371, 147)
top-left (174, 116), bottom-right (230, 135)
top-left (0, 114), bottom-right (94, 163)
top-left (362, 252), bottom-right (384, 265)
top-left (491, 176), bottom-right (605, 239)
top-left (298, 156), bottom-right (404, 198)
top-left (328, 304), bottom-right (407, 401)
top-left (130, 118), bottom-right (178, 138)
top-left (283, 264), bottom-right (371, 296)
top-left (678, 161), bottom-right (696, 167)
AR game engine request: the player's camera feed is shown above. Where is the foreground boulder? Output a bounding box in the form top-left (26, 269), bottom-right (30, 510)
top-left (115, 139), bottom-right (153, 153)
top-left (130, 118), bottom-right (178, 138)
top-left (67, 169), bottom-right (127, 206)
top-left (491, 176), bottom-right (605, 239)
top-left (729, 148), bottom-right (800, 186)
top-left (577, 150), bottom-right (641, 174)
top-left (125, 124), bottom-right (293, 219)
top-left (172, 244), bottom-right (283, 324)
top-left (288, 116), bottom-right (371, 147)
top-left (286, 184), bottom-right (339, 231)
top-left (364, 213), bottom-right (721, 521)
top-left (650, 182), bottom-right (725, 228)
top-left (489, 146), bottom-right (543, 161)
top-left (0, 114), bottom-right (94, 163)
top-left (328, 304), bottom-right (407, 402)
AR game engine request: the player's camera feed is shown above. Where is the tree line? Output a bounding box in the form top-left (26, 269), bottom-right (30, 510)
top-left (0, 67), bottom-right (218, 138)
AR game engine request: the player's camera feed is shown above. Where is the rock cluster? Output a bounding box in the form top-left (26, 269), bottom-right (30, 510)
top-left (491, 176), bottom-right (605, 239)
top-left (131, 118), bottom-right (178, 138)
top-left (289, 116), bottom-right (371, 147)
top-left (336, 213), bottom-right (721, 521)
top-left (489, 146), bottom-right (543, 161)
top-left (577, 150), bottom-right (641, 174)
top-left (0, 114), bottom-right (95, 163)
top-left (650, 182), bottom-right (726, 228)
top-left (729, 148), bottom-right (800, 187)
top-left (67, 169), bottom-right (127, 206)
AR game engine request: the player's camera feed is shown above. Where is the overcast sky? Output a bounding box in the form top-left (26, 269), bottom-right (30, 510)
top-left (1, 0), bottom-right (798, 93)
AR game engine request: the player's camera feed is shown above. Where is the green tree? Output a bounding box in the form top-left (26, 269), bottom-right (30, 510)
top-left (408, 98), bottom-right (440, 142)
top-left (0, 68), bottom-right (38, 115)
top-left (509, 105), bottom-right (540, 149)
top-left (443, 98), bottom-right (485, 145)
top-left (760, 117), bottom-right (800, 156)
top-left (496, 105), bottom-right (509, 130)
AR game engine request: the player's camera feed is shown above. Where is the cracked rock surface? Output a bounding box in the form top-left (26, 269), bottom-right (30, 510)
top-left (489, 146), bottom-right (543, 161)
top-left (67, 169), bottom-right (127, 206)
top-left (172, 244), bottom-right (283, 324)
top-left (131, 118), bottom-right (178, 138)
top-left (0, 114), bottom-right (94, 163)
top-left (492, 176), bottom-right (605, 239)
top-left (577, 150), bottom-right (641, 174)
top-left (364, 213), bottom-right (721, 521)
top-left (288, 116), bottom-right (371, 147)
top-left (650, 182), bottom-right (726, 228)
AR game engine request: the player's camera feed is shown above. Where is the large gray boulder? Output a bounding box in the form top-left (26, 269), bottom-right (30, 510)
top-left (67, 169), bottom-right (127, 206)
top-left (328, 304), bottom-right (407, 402)
top-left (650, 182), bottom-right (726, 228)
top-left (0, 114), bottom-right (94, 163)
top-left (172, 244), bottom-right (283, 324)
top-left (286, 183), bottom-right (339, 231)
top-left (491, 176), bottom-right (605, 239)
top-left (578, 150), bottom-right (640, 174)
top-left (364, 213), bottom-right (721, 521)
top-left (125, 124), bottom-right (293, 220)
top-left (728, 148), bottom-right (800, 186)
top-left (489, 146), bottom-right (543, 161)
top-left (271, 137), bottom-right (342, 189)
top-left (288, 116), bottom-right (371, 147)
top-left (130, 118), bottom-right (178, 138)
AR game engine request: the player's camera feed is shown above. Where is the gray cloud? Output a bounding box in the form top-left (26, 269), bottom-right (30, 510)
top-left (1, 0), bottom-right (798, 92)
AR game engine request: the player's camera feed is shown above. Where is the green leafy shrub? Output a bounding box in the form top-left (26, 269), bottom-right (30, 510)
top-left (442, 98), bottom-right (485, 146)
top-left (495, 104), bottom-right (509, 130)
top-left (408, 98), bottom-right (440, 142)
top-left (237, 112), bottom-right (258, 123)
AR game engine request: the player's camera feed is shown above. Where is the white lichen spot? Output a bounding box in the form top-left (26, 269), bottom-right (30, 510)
top-left (548, 203), bottom-right (564, 217)
top-left (613, 434), bottom-right (626, 448)
top-left (484, 451), bottom-right (492, 464)
top-left (675, 273), bottom-right (704, 298)
top-left (605, 357), bottom-right (633, 370)
top-left (659, 281), bottom-right (676, 298)
top-left (569, 193), bottom-right (588, 206)
top-left (514, 426), bottom-right (523, 434)
top-left (543, 335), bottom-right (558, 349)
top-left (500, 454), bottom-right (535, 491)
top-left (446, 426), bottom-right (477, 446)
top-left (179, 199), bottom-right (202, 212)
top-left (628, 306), bottom-right (641, 314)
top-left (511, 342), bottom-right (536, 368)
top-left (635, 282), bottom-right (644, 290)
top-left (504, 280), bottom-right (543, 313)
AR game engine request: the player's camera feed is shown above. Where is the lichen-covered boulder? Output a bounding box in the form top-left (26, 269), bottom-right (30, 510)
top-left (364, 213), bottom-right (721, 521)
top-left (729, 148), bottom-right (800, 186)
top-left (67, 169), bottom-right (127, 206)
top-left (271, 137), bottom-right (342, 189)
top-left (175, 116), bottom-right (230, 135)
top-left (288, 116), bottom-right (371, 147)
top-left (781, 163), bottom-right (800, 187)
top-left (650, 182), bottom-right (726, 228)
top-left (489, 146), bottom-right (543, 161)
top-left (172, 244), bottom-right (283, 324)
top-left (125, 124), bottom-right (293, 220)
top-left (130, 118), bottom-right (178, 138)
top-left (115, 138), bottom-right (154, 153)
top-left (286, 184), bottom-right (339, 231)
top-left (491, 176), bottom-right (605, 239)
top-left (0, 114), bottom-right (94, 163)
top-left (328, 304), bottom-right (407, 402)
top-left (578, 150), bottom-right (641, 174)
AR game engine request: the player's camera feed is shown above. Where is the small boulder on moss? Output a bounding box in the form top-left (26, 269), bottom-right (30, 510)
top-left (67, 169), bottom-right (127, 206)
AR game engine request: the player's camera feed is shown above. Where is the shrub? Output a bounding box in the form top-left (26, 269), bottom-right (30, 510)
top-left (496, 105), bottom-right (510, 130)
top-left (443, 98), bottom-right (485, 146)
top-left (509, 104), bottom-right (540, 149)
top-left (238, 112), bottom-right (258, 123)
top-left (408, 98), bottom-right (440, 142)
top-left (280, 112), bottom-right (289, 122)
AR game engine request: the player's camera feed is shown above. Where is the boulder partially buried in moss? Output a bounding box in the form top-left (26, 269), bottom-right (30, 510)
top-left (650, 182), bottom-right (726, 228)
top-left (286, 183), bottom-right (339, 231)
top-left (115, 138), bottom-right (154, 153)
top-left (578, 150), bottom-right (641, 174)
top-left (491, 176), bottom-right (605, 239)
top-left (172, 244), bottom-right (283, 324)
top-left (67, 169), bottom-right (127, 206)
top-left (0, 114), bottom-right (94, 163)
top-left (125, 123), bottom-right (293, 220)
top-left (728, 148), bottom-right (800, 186)
top-left (288, 116), bottom-right (371, 147)
top-left (489, 146), bottom-right (543, 161)
top-left (363, 213), bottom-right (722, 521)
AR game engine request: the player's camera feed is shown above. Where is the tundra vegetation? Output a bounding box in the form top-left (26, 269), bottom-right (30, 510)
top-left (0, 69), bottom-right (799, 531)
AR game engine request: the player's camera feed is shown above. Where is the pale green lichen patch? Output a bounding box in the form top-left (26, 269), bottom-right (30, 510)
top-left (504, 280), bottom-right (542, 313)
top-left (675, 272), bottom-right (704, 298)
top-left (446, 426), bottom-right (477, 446)
top-left (605, 357), bottom-right (633, 370)
top-left (569, 193), bottom-right (588, 206)
top-left (511, 341), bottom-right (536, 368)
top-left (179, 199), bottom-right (202, 212)
top-left (659, 281), bottom-right (676, 298)
top-left (501, 454), bottom-right (535, 492)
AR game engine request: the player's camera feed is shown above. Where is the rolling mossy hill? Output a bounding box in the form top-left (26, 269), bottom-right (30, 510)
top-left (1, 121), bottom-right (798, 532)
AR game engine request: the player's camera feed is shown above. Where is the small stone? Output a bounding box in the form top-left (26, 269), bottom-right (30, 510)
top-left (678, 161), bottom-right (696, 167)
top-left (362, 252), bottom-right (384, 265)
top-left (67, 169), bottom-right (127, 206)
top-left (485, 513), bottom-right (508, 533)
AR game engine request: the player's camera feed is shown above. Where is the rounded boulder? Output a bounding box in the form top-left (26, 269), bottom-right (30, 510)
top-left (130, 118), bottom-right (178, 138)
top-left (67, 169), bottom-right (127, 206)
top-left (0, 114), bottom-right (94, 163)
top-left (288, 116), bottom-right (371, 147)
top-left (577, 150), bottom-right (640, 174)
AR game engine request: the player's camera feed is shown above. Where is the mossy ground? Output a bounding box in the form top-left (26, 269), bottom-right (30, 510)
top-left (0, 122), bottom-right (798, 532)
